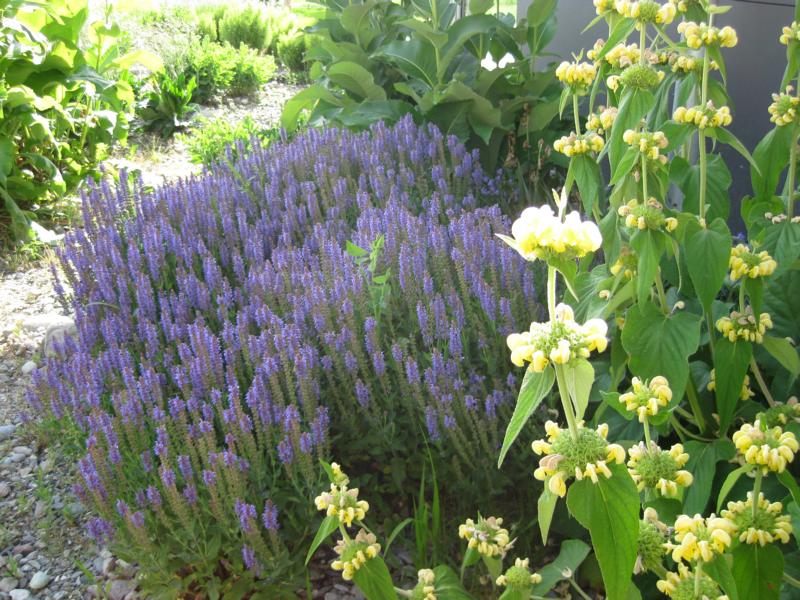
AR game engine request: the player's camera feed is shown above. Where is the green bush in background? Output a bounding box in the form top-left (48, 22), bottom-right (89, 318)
top-left (0, 0), bottom-right (161, 243)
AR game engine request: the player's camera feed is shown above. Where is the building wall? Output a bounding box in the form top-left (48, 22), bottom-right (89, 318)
top-left (519, 0), bottom-right (794, 217)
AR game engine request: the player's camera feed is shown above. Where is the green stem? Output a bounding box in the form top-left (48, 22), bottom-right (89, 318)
top-left (639, 22), bottom-right (647, 67)
top-left (698, 132), bottom-right (707, 220)
top-left (784, 573), bottom-right (800, 588)
top-left (395, 588), bottom-right (413, 598)
top-left (694, 560), bottom-right (704, 596)
top-left (749, 358), bottom-right (777, 407)
top-left (547, 265), bottom-right (557, 318)
top-left (569, 577), bottom-right (593, 600)
top-left (752, 469), bottom-right (763, 519)
top-left (641, 152), bottom-right (649, 201)
top-left (573, 94), bottom-right (582, 136)
top-left (685, 378), bottom-right (707, 432)
top-left (555, 365), bottom-right (580, 440)
top-left (655, 271), bottom-right (669, 314)
top-left (642, 415), bottom-right (653, 449)
top-left (787, 124), bottom-right (798, 218)
top-left (739, 282), bottom-right (746, 312)
top-left (338, 524), bottom-right (352, 543)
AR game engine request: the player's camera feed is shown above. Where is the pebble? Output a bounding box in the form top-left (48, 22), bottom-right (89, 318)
top-left (9, 590), bottom-right (31, 600)
top-left (20, 361), bottom-right (36, 375)
top-left (0, 482), bottom-right (10, 497)
top-left (0, 424), bottom-right (15, 440)
top-left (28, 571), bottom-right (51, 591)
top-left (0, 577), bottom-right (19, 593)
top-left (108, 578), bottom-right (137, 600)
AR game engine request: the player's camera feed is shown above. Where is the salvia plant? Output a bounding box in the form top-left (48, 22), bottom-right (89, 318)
top-left (308, 0), bottom-right (800, 599)
top-left (31, 117), bottom-right (551, 596)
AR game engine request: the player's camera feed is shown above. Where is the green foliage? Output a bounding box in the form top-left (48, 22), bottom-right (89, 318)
top-left (183, 40), bottom-right (276, 104)
top-left (276, 31), bottom-right (311, 74)
top-left (180, 115), bottom-right (305, 168)
top-left (282, 0), bottom-right (563, 183)
top-left (0, 0), bottom-right (158, 242)
top-left (135, 72), bottom-right (197, 138)
top-left (218, 4), bottom-right (271, 52)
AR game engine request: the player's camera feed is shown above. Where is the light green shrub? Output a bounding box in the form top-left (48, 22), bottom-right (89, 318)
top-left (218, 5), bottom-right (271, 52)
top-left (229, 47), bottom-right (276, 96)
top-left (184, 40), bottom-right (275, 103)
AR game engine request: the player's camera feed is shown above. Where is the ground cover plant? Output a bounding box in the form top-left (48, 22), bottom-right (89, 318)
top-left (302, 0), bottom-right (800, 598)
top-left (0, 0), bottom-right (160, 243)
top-left (30, 117), bottom-right (548, 596)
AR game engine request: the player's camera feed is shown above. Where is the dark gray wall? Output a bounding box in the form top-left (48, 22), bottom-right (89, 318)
top-left (520, 0), bottom-right (794, 212)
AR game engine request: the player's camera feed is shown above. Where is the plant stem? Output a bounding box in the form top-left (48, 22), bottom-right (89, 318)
top-left (694, 560), bottom-right (704, 596)
top-left (785, 573), bottom-right (800, 588)
top-left (547, 265), bottom-right (557, 318)
top-left (749, 358), bottom-right (777, 407)
top-left (641, 152), bottom-right (649, 201)
top-left (639, 23), bottom-right (646, 67)
top-left (685, 378), bottom-right (707, 432)
top-left (555, 363), bottom-right (580, 440)
top-left (642, 415), bottom-right (653, 449)
top-left (698, 19), bottom-right (712, 221)
top-left (655, 270), bottom-right (669, 314)
top-left (787, 124), bottom-right (798, 218)
top-left (569, 577), bottom-right (593, 600)
top-left (395, 588), bottom-right (413, 598)
top-left (573, 94), bottom-right (582, 135)
top-left (752, 469), bottom-right (763, 519)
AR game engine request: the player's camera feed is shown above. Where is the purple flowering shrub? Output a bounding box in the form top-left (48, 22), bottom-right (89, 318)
top-left (30, 117), bottom-right (540, 593)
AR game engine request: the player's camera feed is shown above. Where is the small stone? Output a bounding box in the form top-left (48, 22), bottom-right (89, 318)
top-left (109, 578), bottom-right (137, 600)
top-left (12, 446), bottom-right (32, 456)
top-left (64, 501), bottom-right (85, 518)
top-left (0, 482), bottom-right (10, 497)
top-left (28, 571), bottom-right (51, 590)
top-left (12, 544), bottom-right (33, 556)
top-left (20, 361), bottom-right (36, 375)
top-left (0, 424), bottom-right (14, 441)
top-left (102, 556), bottom-right (116, 576)
top-left (43, 322), bottom-right (77, 357)
top-left (34, 500), bottom-right (47, 519)
top-left (0, 577), bottom-right (19, 593)
top-left (9, 590), bottom-right (31, 600)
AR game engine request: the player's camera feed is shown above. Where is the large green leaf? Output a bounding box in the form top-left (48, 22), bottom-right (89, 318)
top-left (566, 464), bottom-right (639, 600)
top-left (431, 565), bottom-right (472, 600)
top-left (683, 439), bottom-right (736, 514)
top-left (761, 334), bottom-right (800, 377)
top-left (732, 544), bottom-right (783, 600)
top-left (621, 303), bottom-right (702, 399)
top-left (352, 556), bottom-right (398, 600)
top-left (305, 515), bottom-right (340, 565)
top-left (526, 0), bottom-right (557, 26)
top-left (328, 61), bottom-right (387, 101)
top-left (497, 367), bottom-right (555, 467)
top-left (563, 358), bottom-right (594, 421)
top-left (761, 220), bottom-right (800, 279)
top-left (398, 18), bottom-right (448, 49)
top-left (630, 230), bottom-right (664, 307)
top-left (713, 338), bottom-right (752, 432)
top-left (569, 154), bottom-right (602, 215)
top-left (375, 39), bottom-right (438, 87)
top-left (705, 554), bottom-right (739, 600)
top-left (751, 126), bottom-right (792, 202)
top-left (536, 487), bottom-right (558, 544)
top-left (438, 15), bottom-right (502, 78)
top-left (281, 84), bottom-right (344, 131)
top-left (684, 218), bottom-right (732, 311)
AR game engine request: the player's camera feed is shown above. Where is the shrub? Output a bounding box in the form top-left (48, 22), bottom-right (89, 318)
top-left (135, 72), bottom-right (198, 138)
top-left (184, 40), bottom-right (275, 104)
top-left (218, 4), bottom-right (271, 52)
top-left (276, 32), bottom-right (309, 75)
top-left (195, 4), bottom-right (228, 43)
top-left (180, 115), bottom-right (306, 168)
top-left (32, 118), bottom-right (539, 594)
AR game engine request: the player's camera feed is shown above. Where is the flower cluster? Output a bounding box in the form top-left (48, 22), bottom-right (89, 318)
top-left (768, 89), bottom-right (800, 126)
top-left (764, 210), bottom-right (800, 224)
top-left (623, 129), bottom-right (669, 163)
top-left (759, 398), bottom-right (800, 427)
top-left (614, 0), bottom-right (677, 25)
top-left (707, 368), bottom-right (754, 401)
top-left (499, 204), bottom-right (602, 263)
top-left (721, 492), bottom-right (793, 546)
top-left (627, 441), bottom-right (693, 497)
top-left (31, 117), bottom-right (536, 585)
top-left (586, 106), bottom-right (618, 134)
top-left (715, 307), bottom-right (773, 343)
top-left (412, 569), bottom-right (437, 600)
top-left (657, 564), bottom-right (729, 599)
top-left (611, 64), bottom-right (665, 90)
top-left (620, 375), bottom-right (673, 421)
top-left (673, 103), bottom-right (732, 129)
top-left (594, 0), bottom-right (615, 15)
top-left (618, 198), bottom-right (678, 232)
top-left (314, 465), bottom-right (369, 527)
top-left (553, 131), bottom-right (605, 157)
top-left (532, 422), bottom-right (626, 497)
top-left (669, 53), bottom-right (718, 74)
top-left (507, 304), bottom-right (608, 372)
top-left (331, 529), bottom-right (381, 581)
top-left (678, 21), bottom-right (738, 48)
top-left (636, 508), bottom-right (668, 574)
top-left (458, 516), bottom-right (512, 558)
top-left (555, 60), bottom-right (597, 93)
top-left (610, 246), bottom-right (638, 279)
top-left (732, 420), bottom-right (798, 474)
top-left (780, 21), bottom-right (800, 45)
top-left (667, 513), bottom-right (736, 563)
top-left (589, 41), bottom-right (641, 68)
top-left (496, 558), bottom-right (542, 589)
top-left (729, 244), bottom-right (777, 280)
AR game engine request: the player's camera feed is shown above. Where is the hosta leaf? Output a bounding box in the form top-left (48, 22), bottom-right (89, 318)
top-left (328, 61), bottom-right (387, 101)
top-left (498, 367), bottom-right (555, 467)
top-left (566, 464), bottom-right (639, 600)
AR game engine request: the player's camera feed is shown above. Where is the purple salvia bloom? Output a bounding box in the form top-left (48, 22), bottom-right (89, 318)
top-left (262, 500), bottom-right (280, 531)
